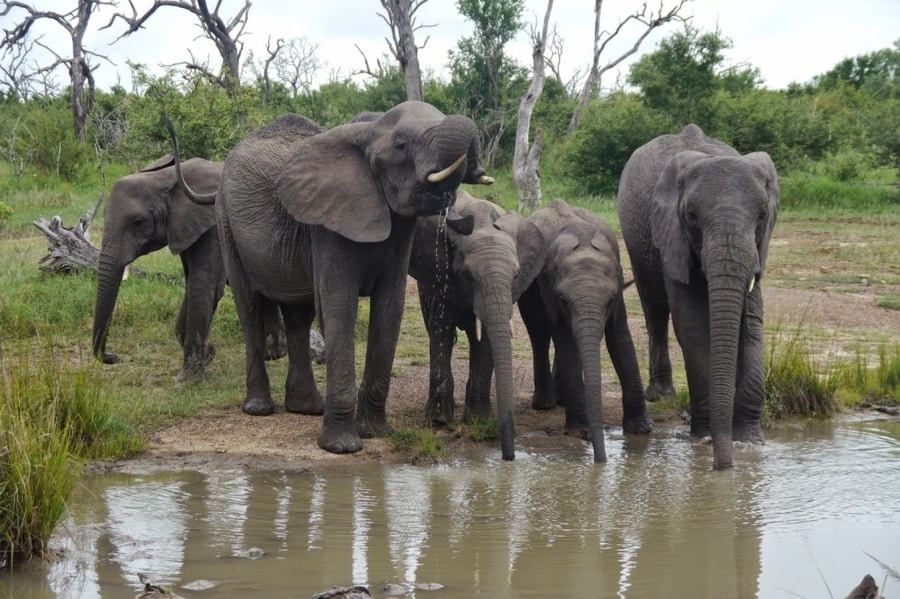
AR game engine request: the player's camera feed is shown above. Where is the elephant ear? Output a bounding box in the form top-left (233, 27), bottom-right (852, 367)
top-left (163, 159), bottom-right (221, 254)
top-left (141, 153), bottom-right (175, 172)
top-left (650, 150), bottom-right (708, 285)
top-left (276, 123), bottom-right (390, 243)
top-left (745, 151), bottom-right (780, 280)
top-left (494, 212), bottom-right (546, 301)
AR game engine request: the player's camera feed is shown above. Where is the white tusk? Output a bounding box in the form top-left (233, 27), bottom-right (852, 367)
top-left (122, 264), bottom-right (131, 281)
top-left (475, 317), bottom-right (482, 343)
top-left (748, 277), bottom-right (755, 294)
top-left (510, 318), bottom-right (514, 339)
top-left (427, 154), bottom-right (466, 183)
top-left (475, 174), bottom-right (495, 185)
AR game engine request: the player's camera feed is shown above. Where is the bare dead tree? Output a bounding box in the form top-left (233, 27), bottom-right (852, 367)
top-left (377, 0), bottom-right (434, 101)
top-left (546, 27), bottom-right (586, 98)
top-left (514, 0), bottom-right (553, 211)
top-left (1, 0), bottom-right (113, 140)
top-left (257, 35), bottom-right (283, 103)
top-left (273, 36), bottom-right (321, 97)
top-left (0, 33), bottom-right (40, 99)
top-left (103, 0), bottom-right (251, 94)
top-left (566, 0), bottom-right (688, 136)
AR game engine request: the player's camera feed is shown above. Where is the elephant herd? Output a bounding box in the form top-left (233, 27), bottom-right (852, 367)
top-left (92, 101), bottom-right (778, 470)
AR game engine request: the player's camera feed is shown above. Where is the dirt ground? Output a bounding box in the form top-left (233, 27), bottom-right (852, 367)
top-left (105, 227), bottom-right (900, 475)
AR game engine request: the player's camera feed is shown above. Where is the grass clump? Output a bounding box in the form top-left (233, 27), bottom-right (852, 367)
top-left (388, 427), bottom-right (449, 464)
top-left (465, 415), bottom-right (500, 442)
top-left (764, 324), bottom-right (841, 422)
top-left (831, 344), bottom-right (900, 404)
top-left (0, 345), bottom-right (143, 568)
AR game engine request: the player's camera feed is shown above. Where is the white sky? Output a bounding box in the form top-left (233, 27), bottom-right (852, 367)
top-left (3, 0), bottom-right (899, 93)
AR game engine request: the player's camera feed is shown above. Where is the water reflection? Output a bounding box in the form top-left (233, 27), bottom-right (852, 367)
top-left (1, 421), bottom-right (898, 598)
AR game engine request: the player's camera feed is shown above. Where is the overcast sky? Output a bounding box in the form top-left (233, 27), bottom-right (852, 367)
top-left (5, 0), bottom-right (899, 93)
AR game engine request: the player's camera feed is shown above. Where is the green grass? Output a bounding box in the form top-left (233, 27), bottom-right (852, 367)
top-left (387, 427), bottom-right (449, 464)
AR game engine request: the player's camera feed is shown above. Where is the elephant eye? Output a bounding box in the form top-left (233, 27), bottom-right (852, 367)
top-left (393, 136), bottom-right (408, 153)
top-left (685, 207), bottom-right (698, 224)
top-left (758, 208), bottom-right (768, 222)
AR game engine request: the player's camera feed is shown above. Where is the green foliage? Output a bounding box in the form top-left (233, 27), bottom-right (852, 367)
top-left (556, 93), bottom-right (672, 195)
top-left (0, 201), bottom-right (11, 223)
top-left (830, 344), bottom-right (900, 403)
top-left (779, 174), bottom-right (900, 211)
top-left (466, 415), bottom-right (500, 442)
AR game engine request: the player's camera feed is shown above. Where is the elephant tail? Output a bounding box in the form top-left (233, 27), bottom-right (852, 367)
top-left (164, 116), bottom-right (218, 205)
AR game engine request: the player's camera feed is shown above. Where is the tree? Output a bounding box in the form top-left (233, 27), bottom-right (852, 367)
top-left (567, 0), bottom-right (687, 135)
top-left (1, 0), bottom-right (112, 140)
top-left (450, 0), bottom-right (526, 166)
top-left (513, 0), bottom-right (552, 210)
top-left (628, 24), bottom-right (757, 128)
top-left (103, 0), bottom-right (251, 95)
top-left (378, 0), bottom-right (432, 101)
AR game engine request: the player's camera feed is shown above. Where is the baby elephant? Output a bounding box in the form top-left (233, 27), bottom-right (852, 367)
top-left (409, 191), bottom-right (545, 460)
top-left (518, 199), bottom-right (653, 463)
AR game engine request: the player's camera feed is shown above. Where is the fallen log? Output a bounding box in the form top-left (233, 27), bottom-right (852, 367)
top-left (33, 193), bottom-right (104, 274)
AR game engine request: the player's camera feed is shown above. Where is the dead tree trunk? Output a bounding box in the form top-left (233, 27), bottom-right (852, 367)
top-left (33, 193), bottom-right (102, 274)
top-left (514, 0), bottom-right (552, 212)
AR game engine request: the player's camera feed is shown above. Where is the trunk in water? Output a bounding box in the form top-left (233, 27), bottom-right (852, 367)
top-left (574, 316), bottom-right (607, 463)
top-left (707, 273), bottom-right (747, 470)
top-left (487, 317), bottom-right (516, 461)
top-left (92, 253), bottom-right (126, 363)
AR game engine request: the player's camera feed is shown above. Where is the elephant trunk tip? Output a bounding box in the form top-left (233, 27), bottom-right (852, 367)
top-left (500, 416), bottom-right (515, 461)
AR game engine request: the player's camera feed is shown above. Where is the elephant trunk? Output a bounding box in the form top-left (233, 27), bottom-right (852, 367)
top-left (429, 116), bottom-right (482, 185)
top-left (92, 250), bottom-right (126, 363)
top-left (573, 304), bottom-right (608, 463)
top-left (705, 241), bottom-right (756, 470)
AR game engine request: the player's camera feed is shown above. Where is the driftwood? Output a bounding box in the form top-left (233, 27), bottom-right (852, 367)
top-left (33, 193), bottom-right (104, 274)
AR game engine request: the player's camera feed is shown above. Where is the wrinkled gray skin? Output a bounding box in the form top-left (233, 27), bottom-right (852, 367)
top-left (518, 199), bottom-right (653, 463)
top-left (171, 102), bottom-right (491, 454)
top-left (91, 156), bottom-right (286, 382)
top-left (617, 124), bottom-right (779, 470)
top-left (408, 191), bottom-right (545, 460)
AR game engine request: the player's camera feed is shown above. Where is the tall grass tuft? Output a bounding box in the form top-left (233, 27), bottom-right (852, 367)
top-left (0, 344), bottom-right (143, 568)
top-left (764, 324), bottom-right (841, 421)
top-left (831, 343), bottom-right (900, 404)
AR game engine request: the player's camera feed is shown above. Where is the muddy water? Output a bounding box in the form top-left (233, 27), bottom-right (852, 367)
top-left (3, 420), bottom-right (899, 599)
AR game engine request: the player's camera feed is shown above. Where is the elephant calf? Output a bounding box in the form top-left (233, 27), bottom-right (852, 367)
top-left (617, 124), bottom-right (779, 470)
top-left (408, 191), bottom-right (545, 460)
top-left (518, 199), bottom-right (653, 463)
top-left (92, 155), bottom-right (285, 382)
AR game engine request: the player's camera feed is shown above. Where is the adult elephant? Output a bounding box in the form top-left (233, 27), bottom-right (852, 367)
top-left (91, 155), bottom-right (286, 382)
top-left (518, 199), bottom-right (653, 463)
top-left (170, 102), bottom-right (492, 454)
top-left (408, 191), bottom-right (545, 460)
top-left (617, 124), bottom-right (779, 470)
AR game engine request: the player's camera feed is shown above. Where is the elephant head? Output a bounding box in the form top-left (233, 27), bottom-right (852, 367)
top-left (92, 156), bottom-right (222, 364)
top-left (650, 149), bottom-right (779, 469)
top-left (275, 101), bottom-right (492, 242)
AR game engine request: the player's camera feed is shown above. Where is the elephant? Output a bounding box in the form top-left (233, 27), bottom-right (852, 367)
top-left (408, 191), bottom-right (545, 460)
top-left (91, 155), bottom-right (286, 382)
top-left (168, 102), bottom-right (492, 455)
top-left (616, 124), bottom-right (779, 470)
top-left (517, 198), bottom-right (653, 463)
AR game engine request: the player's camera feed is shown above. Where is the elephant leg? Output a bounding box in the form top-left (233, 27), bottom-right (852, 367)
top-left (668, 280), bottom-right (711, 438)
top-left (518, 286), bottom-right (555, 410)
top-left (175, 231), bottom-right (225, 383)
top-left (462, 325), bottom-right (494, 422)
top-left (263, 297), bottom-right (288, 361)
top-left (355, 268), bottom-right (409, 440)
top-left (281, 302), bottom-right (324, 415)
top-left (635, 275), bottom-right (676, 402)
top-left (605, 300), bottom-right (653, 434)
top-left (733, 287), bottom-right (765, 444)
top-left (553, 327), bottom-right (589, 433)
top-left (420, 288), bottom-right (457, 425)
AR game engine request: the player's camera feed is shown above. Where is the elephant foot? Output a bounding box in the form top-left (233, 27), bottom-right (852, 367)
top-left (462, 399), bottom-right (492, 423)
top-left (100, 352), bottom-right (120, 365)
top-left (264, 331), bottom-right (288, 361)
top-left (425, 395), bottom-right (455, 425)
top-left (531, 392), bottom-right (555, 411)
top-left (174, 344), bottom-right (217, 383)
top-left (285, 390), bottom-right (324, 415)
top-left (242, 395), bottom-right (275, 416)
top-left (356, 408), bottom-right (390, 439)
top-left (623, 412), bottom-right (654, 435)
top-left (317, 423), bottom-right (363, 454)
top-left (733, 421), bottom-right (765, 444)
top-left (645, 380), bottom-right (676, 402)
